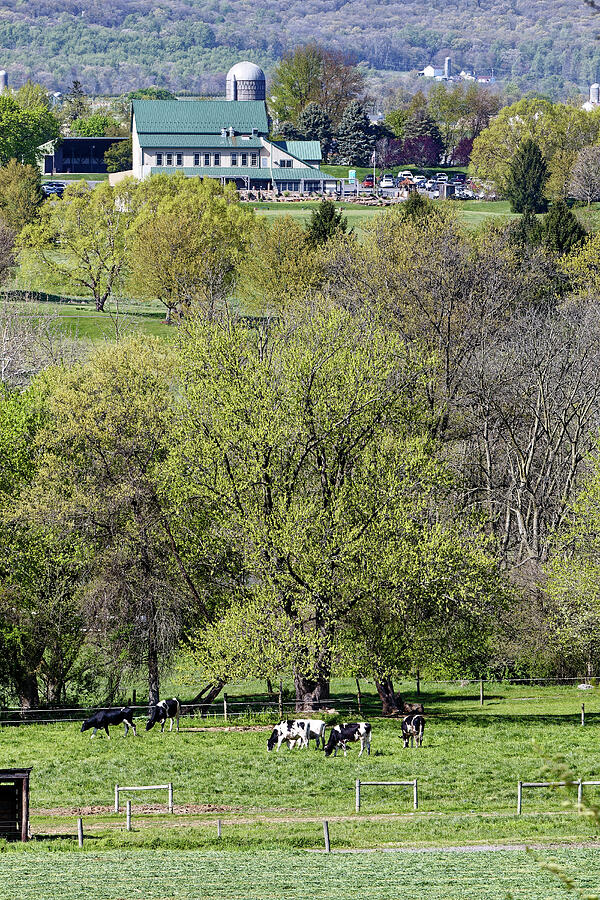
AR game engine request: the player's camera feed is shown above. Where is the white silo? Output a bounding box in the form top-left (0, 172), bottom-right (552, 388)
top-left (590, 83), bottom-right (600, 105)
top-left (444, 56), bottom-right (451, 78)
top-left (0, 71), bottom-right (8, 94)
top-left (226, 61), bottom-right (266, 101)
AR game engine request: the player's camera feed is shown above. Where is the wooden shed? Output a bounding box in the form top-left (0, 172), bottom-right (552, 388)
top-left (0, 768), bottom-right (31, 841)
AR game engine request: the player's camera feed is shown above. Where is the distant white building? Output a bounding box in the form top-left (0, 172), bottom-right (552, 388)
top-left (419, 57), bottom-right (451, 80)
top-left (582, 83), bottom-right (600, 111)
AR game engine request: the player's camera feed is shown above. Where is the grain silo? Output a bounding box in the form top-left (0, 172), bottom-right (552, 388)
top-left (0, 71), bottom-right (8, 94)
top-left (226, 62), bottom-right (266, 101)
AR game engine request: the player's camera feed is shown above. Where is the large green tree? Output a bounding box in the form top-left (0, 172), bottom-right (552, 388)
top-left (506, 139), bottom-right (549, 213)
top-left (0, 159), bottom-right (43, 231)
top-left (0, 94), bottom-right (59, 167)
top-left (335, 100), bottom-right (375, 166)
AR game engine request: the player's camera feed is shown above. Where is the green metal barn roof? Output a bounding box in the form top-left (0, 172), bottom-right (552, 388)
top-left (132, 99), bottom-right (269, 136)
top-left (272, 140), bottom-right (322, 161)
top-left (141, 135), bottom-right (264, 149)
top-left (150, 166), bottom-right (336, 181)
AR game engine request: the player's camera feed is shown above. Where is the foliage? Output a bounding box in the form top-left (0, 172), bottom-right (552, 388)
top-left (400, 110), bottom-right (444, 166)
top-left (61, 79), bottom-right (90, 124)
top-left (70, 113), bottom-right (123, 136)
top-left (19, 179), bottom-right (137, 311)
top-left (305, 199), bottom-right (348, 246)
top-left (0, 223), bottom-right (15, 285)
top-left (270, 45), bottom-right (364, 126)
top-left (569, 146), bottom-right (600, 206)
top-left (541, 201), bottom-right (586, 255)
top-left (127, 177), bottom-right (255, 322)
top-left (0, 94), bottom-right (60, 167)
top-left (126, 87), bottom-right (177, 100)
top-left (0, 159), bottom-right (43, 232)
top-left (104, 137), bottom-right (132, 173)
top-left (335, 100), bottom-right (375, 166)
top-left (237, 214), bottom-right (323, 316)
top-left (470, 99), bottom-right (600, 195)
top-left (295, 102), bottom-right (332, 159)
top-left (505, 139), bottom-right (549, 213)
top-left (14, 80), bottom-right (51, 110)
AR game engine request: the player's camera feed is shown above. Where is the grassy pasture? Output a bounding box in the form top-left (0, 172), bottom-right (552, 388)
top-left (1, 847), bottom-right (600, 900)
top-left (4, 298), bottom-right (174, 341)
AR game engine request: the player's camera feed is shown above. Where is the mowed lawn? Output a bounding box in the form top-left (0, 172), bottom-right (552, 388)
top-left (2, 847), bottom-right (600, 900)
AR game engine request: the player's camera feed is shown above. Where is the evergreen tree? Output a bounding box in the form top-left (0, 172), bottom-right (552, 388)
top-left (62, 80), bottom-right (91, 124)
top-left (335, 100), bottom-right (375, 166)
top-left (401, 110), bottom-right (444, 166)
top-left (306, 199), bottom-right (348, 246)
top-left (506, 139), bottom-right (548, 213)
top-left (296, 102), bottom-right (333, 160)
top-left (541, 200), bottom-right (586, 255)
top-left (401, 192), bottom-right (432, 221)
top-left (0, 159), bottom-right (43, 231)
top-left (510, 209), bottom-right (543, 248)
top-left (278, 121), bottom-right (303, 140)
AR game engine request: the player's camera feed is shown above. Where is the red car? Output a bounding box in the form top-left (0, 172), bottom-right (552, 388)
top-left (362, 175), bottom-right (375, 187)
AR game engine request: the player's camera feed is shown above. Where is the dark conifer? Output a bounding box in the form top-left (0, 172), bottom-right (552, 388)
top-left (506, 139), bottom-right (548, 213)
top-left (306, 199), bottom-right (349, 246)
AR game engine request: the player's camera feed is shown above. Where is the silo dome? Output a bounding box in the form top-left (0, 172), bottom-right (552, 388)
top-left (591, 83), bottom-right (600, 105)
top-left (226, 61), bottom-right (266, 101)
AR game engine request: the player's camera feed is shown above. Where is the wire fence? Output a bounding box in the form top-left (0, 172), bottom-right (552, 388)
top-left (0, 675), bottom-right (597, 727)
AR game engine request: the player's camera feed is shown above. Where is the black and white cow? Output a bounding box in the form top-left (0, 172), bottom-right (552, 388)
top-left (266, 719), bottom-right (327, 751)
top-left (80, 707), bottom-right (136, 738)
top-left (324, 722), bottom-right (371, 757)
top-left (401, 713), bottom-right (425, 748)
top-left (146, 698), bottom-right (181, 733)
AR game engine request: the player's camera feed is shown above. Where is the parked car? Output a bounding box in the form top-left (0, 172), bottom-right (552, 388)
top-left (400, 170), bottom-right (413, 179)
top-left (362, 175), bottom-right (375, 187)
top-left (379, 173), bottom-right (395, 188)
top-left (435, 173), bottom-right (449, 182)
top-left (42, 181), bottom-right (66, 197)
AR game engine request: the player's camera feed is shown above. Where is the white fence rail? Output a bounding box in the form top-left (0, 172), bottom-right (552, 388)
top-left (115, 782), bottom-right (173, 814)
top-left (517, 779), bottom-right (600, 814)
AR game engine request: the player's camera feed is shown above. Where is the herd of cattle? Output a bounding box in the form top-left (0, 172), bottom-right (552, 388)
top-left (80, 699), bottom-right (426, 754)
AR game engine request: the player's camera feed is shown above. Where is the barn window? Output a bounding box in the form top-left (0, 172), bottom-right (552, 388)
top-left (176, 153), bottom-right (182, 166)
top-left (165, 152), bottom-right (173, 166)
top-left (156, 152), bottom-right (163, 166)
top-left (194, 153), bottom-right (200, 166)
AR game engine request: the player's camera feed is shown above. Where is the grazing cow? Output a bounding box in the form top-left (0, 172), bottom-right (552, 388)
top-left (266, 719), bottom-right (327, 751)
top-left (401, 713), bottom-right (425, 748)
top-left (80, 707), bottom-right (136, 739)
top-left (324, 722), bottom-right (371, 757)
top-left (146, 698), bottom-right (181, 733)
top-left (290, 719), bottom-right (327, 750)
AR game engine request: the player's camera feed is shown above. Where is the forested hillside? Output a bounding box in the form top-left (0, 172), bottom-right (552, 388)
top-left (0, 0), bottom-right (598, 98)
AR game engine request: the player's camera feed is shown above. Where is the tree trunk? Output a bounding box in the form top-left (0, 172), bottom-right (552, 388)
top-left (147, 621), bottom-right (160, 706)
top-left (189, 679), bottom-right (226, 717)
top-left (374, 676), bottom-right (403, 716)
top-left (294, 672), bottom-right (329, 712)
top-left (96, 296), bottom-right (106, 312)
top-left (16, 672), bottom-right (40, 710)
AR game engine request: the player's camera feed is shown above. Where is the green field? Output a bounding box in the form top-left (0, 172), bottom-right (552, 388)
top-left (2, 681), bottom-right (600, 897)
top-left (5, 298), bottom-right (174, 341)
top-left (1, 847), bottom-right (599, 900)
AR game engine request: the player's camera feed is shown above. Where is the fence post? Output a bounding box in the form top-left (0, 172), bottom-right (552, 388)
top-left (578, 780), bottom-right (583, 810)
top-left (77, 817), bottom-right (83, 848)
top-left (168, 782), bottom-right (174, 814)
top-left (223, 693), bottom-right (228, 722)
top-left (278, 680), bottom-right (283, 719)
top-left (355, 778), bottom-right (361, 813)
top-left (356, 678), bottom-right (362, 716)
top-left (132, 689), bottom-right (136, 706)
top-left (582, 703), bottom-right (585, 727)
top-left (416, 668), bottom-right (421, 697)
top-left (217, 818), bottom-right (222, 838)
top-left (323, 820), bottom-right (331, 853)
top-left (126, 800), bottom-right (132, 832)
top-left (517, 781), bottom-right (522, 815)
top-left (480, 679), bottom-right (484, 706)
top-left (115, 784), bottom-right (119, 813)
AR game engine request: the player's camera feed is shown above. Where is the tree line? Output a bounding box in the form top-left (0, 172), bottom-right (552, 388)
top-left (2, 180), bottom-right (600, 711)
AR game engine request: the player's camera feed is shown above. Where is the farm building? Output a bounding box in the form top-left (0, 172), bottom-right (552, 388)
top-left (129, 62), bottom-right (336, 193)
top-left (40, 136), bottom-right (128, 175)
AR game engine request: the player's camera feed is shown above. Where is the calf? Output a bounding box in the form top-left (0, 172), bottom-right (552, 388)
top-left (289, 719), bottom-right (327, 750)
top-left (80, 707), bottom-right (136, 739)
top-left (146, 698), bottom-right (181, 733)
top-left (401, 713), bottom-right (425, 748)
top-left (266, 719), bottom-right (327, 751)
top-left (324, 722), bottom-right (371, 757)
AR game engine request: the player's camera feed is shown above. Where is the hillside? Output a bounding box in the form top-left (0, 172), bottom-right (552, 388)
top-left (0, 0), bottom-right (598, 100)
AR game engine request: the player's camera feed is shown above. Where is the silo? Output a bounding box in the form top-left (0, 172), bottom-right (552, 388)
top-left (444, 57), bottom-right (451, 78)
top-left (226, 62), bottom-right (266, 101)
top-left (590, 83), bottom-right (600, 105)
top-left (0, 71), bottom-right (8, 94)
